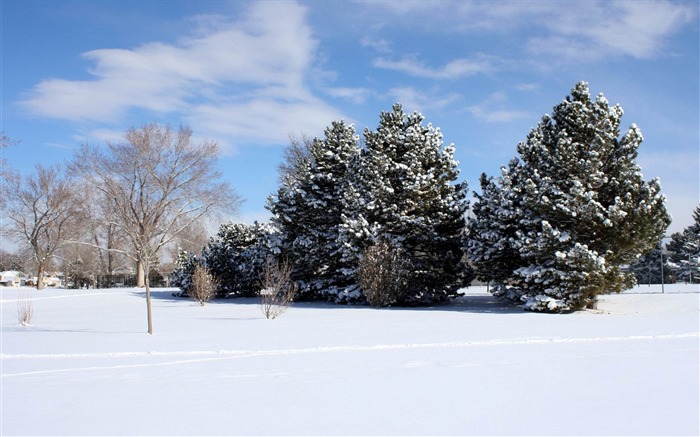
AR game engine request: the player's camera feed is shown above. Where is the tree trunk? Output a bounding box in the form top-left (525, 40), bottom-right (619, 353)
top-left (143, 260), bottom-right (153, 335)
top-left (37, 262), bottom-right (46, 290)
top-left (145, 281), bottom-right (153, 335)
top-left (136, 260), bottom-right (145, 287)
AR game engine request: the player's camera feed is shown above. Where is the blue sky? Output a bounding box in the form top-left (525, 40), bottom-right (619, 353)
top-left (2, 0), bottom-right (698, 234)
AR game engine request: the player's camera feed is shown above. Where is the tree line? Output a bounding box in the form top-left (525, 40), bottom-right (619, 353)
top-left (172, 82), bottom-right (679, 314)
top-left (2, 82), bottom-right (690, 328)
top-left (630, 206), bottom-right (700, 285)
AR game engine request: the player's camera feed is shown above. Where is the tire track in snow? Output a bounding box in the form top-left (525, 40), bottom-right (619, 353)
top-left (2, 332), bottom-right (697, 378)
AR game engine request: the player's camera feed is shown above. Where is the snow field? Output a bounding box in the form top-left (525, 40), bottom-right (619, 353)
top-left (1, 285), bottom-right (698, 435)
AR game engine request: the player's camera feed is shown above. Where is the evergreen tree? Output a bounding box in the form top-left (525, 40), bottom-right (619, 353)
top-left (341, 104), bottom-right (471, 304)
top-left (267, 140), bottom-right (313, 297)
top-left (468, 82), bottom-right (671, 312)
top-left (171, 250), bottom-right (198, 296)
top-left (203, 221), bottom-right (280, 297)
top-left (171, 221), bottom-right (280, 298)
top-left (466, 163), bottom-right (528, 301)
top-left (629, 248), bottom-right (673, 285)
top-left (267, 121), bottom-right (361, 300)
top-left (667, 205), bottom-right (700, 283)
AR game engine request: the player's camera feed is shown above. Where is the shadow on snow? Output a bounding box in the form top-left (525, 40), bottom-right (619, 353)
top-left (135, 288), bottom-right (527, 315)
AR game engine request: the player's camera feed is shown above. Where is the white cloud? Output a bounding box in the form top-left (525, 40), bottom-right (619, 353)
top-left (516, 83), bottom-right (540, 92)
top-left (387, 87), bottom-right (460, 114)
top-left (468, 92), bottom-right (530, 123)
top-left (188, 96), bottom-right (344, 148)
top-left (73, 128), bottom-right (125, 146)
top-left (366, 0), bottom-right (695, 61)
top-left (44, 142), bottom-right (76, 150)
top-left (360, 36), bottom-right (392, 54)
top-left (325, 87), bottom-right (373, 104)
top-left (19, 1), bottom-right (344, 147)
top-left (374, 55), bottom-right (493, 79)
top-left (531, 1), bottom-right (696, 60)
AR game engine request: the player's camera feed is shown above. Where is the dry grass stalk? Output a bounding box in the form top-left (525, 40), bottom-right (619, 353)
top-left (17, 293), bottom-right (34, 326)
top-left (259, 257), bottom-right (297, 319)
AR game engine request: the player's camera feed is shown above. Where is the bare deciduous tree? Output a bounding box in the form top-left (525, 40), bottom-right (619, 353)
top-left (71, 123), bottom-right (240, 334)
top-left (259, 257), bottom-right (297, 319)
top-left (5, 164), bottom-right (80, 289)
top-left (78, 184), bottom-right (131, 278)
top-left (165, 220), bottom-right (210, 268)
top-left (278, 133), bottom-right (314, 185)
top-left (0, 248), bottom-right (25, 272)
top-left (1, 131), bottom-right (19, 184)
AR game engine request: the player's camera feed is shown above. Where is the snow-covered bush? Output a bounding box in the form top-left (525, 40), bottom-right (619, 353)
top-left (467, 81), bottom-right (671, 312)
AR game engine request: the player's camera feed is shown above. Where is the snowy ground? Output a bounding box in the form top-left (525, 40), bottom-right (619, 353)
top-left (1, 284), bottom-right (698, 436)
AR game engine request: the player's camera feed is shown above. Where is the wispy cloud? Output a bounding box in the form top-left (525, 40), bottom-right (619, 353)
top-left (374, 55), bottom-right (493, 79)
top-left (188, 97), bottom-right (343, 149)
top-left (516, 83), bottom-right (540, 92)
top-left (73, 128), bottom-right (130, 147)
top-left (366, 0), bottom-right (695, 61)
top-left (360, 36), bottom-right (392, 54)
top-left (44, 142), bottom-right (76, 150)
top-left (529, 1), bottom-right (696, 60)
top-left (467, 92), bottom-right (530, 123)
top-left (19, 1), bottom-right (344, 147)
top-left (387, 87), bottom-right (460, 114)
top-left (324, 87), bottom-right (373, 104)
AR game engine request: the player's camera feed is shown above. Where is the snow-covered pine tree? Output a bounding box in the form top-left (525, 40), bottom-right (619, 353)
top-left (341, 104), bottom-right (471, 305)
top-left (171, 249), bottom-right (198, 296)
top-left (629, 248), bottom-right (673, 285)
top-left (267, 121), bottom-right (361, 300)
top-left (470, 82), bottom-right (671, 312)
top-left (266, 138), bottom-right (313, 297)
top-left (202, 221), bottom-right (279, 297)
top-left (667, 205), bottom-right (700, 283)
top-left (466, 163), bottom-right (528, 301)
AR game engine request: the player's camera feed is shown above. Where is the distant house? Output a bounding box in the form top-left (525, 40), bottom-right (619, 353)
top-left (26, 274), bottom-right (62, 288)
top-left (0, 271), bottom-right (26, 287)
top-left (44, 274), bottom-right (62, 287)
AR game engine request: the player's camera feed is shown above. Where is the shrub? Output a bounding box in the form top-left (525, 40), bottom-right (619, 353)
top-left (358, 240), bottom-right (410, 307)
top-left (190, 265), bottom-right (217, 306)
top-left (259, 257), bottom-right (297, 319)
top-left (17, 293), bottom-right (33, 326)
